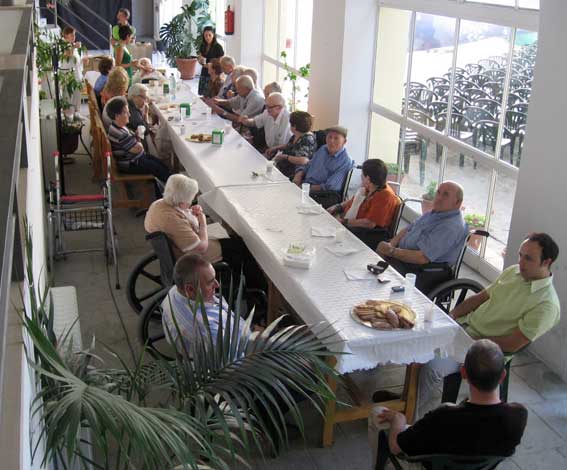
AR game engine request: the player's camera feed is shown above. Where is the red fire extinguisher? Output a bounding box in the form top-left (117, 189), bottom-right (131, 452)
top-left (225, 5), bottom-right (235, 35)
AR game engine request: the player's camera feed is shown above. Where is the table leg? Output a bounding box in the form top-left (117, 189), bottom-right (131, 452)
top-left (267, 279), bottom-right (283, 324)
top-left (322, 356), bottom-right (338, 447)
top-left (401, 363), bottom-right (421, 424)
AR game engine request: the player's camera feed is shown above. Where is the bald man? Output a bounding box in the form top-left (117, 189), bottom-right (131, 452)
top-left (207, 75), bottom-right (265, 122)
top-left (377, 181), bottom-right (468, 293)
top-left (238, 92), bottom-right (292, 155)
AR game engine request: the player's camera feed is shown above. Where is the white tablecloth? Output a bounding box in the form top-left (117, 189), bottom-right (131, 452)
top-left (148, 83), bottom-right (289, 193)
top-left (201, 183), bottom-right (473, 374)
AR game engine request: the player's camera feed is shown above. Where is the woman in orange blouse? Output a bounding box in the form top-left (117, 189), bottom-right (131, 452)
top-left (328, 159), bottom-right (400, 247)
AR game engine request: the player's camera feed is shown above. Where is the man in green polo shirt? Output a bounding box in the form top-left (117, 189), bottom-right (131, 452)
top-left (111, 8), bottom-right (136, 46)
top-left (417, 232), bottom-right (560, 415)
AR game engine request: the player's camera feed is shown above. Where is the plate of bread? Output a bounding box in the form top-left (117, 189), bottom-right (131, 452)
top-left (352, 300), bottom-right (416, 330)
top-left (186, 133), bottom-right (213, 143)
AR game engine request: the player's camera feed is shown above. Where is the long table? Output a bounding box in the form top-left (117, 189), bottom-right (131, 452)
top-left (149, 80), bottom-right (473, 445)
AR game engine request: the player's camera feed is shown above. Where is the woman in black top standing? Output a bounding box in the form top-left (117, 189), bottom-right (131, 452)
top-left (197, 26), bottom-right (224, 96)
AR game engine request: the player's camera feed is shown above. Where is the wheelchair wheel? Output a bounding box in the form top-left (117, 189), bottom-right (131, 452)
top-left (428, 278), bottom-right (484, 314)
top-left (138, 288), bottom-right (175, 361)
top-left (127, 252), bottom-right (166, 314)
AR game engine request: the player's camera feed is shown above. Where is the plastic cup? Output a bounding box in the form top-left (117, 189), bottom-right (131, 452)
top-left (424, 303), bottom-right (435, 323)
top-left (136, 125), bottom-right (145, 139)
top-left (224, 123), bottom-right (232, 135)
top-left (405, 273), bottom-right (417, 288)
top-left (266, 161), bottom-right (274, 174)
top-left (335, 227), bottom-right (346, 243)
top-left (301, 183), bottom-right (310, 204)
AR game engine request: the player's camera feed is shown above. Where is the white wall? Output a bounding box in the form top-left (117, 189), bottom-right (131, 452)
top-left (222, 0), bottom-right (263, 72)
top-left (506, 0), bottom-right (567, 381)
top-left (132, 0), bottom-right (154, 38)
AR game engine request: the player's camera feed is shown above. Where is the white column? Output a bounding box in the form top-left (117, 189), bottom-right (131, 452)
top-left (309, 0), bottom-right (378, 164)
top-left (506, 0), bottom-right (567, 380)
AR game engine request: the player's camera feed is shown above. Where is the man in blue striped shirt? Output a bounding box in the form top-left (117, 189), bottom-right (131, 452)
top-left (293, 126), bottom-right (353, 194)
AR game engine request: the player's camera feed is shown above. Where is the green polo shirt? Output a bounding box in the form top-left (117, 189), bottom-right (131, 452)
top-left (458, 265), bottom-right (560, 342)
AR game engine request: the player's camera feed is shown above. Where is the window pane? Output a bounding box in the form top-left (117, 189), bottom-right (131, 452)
top-left (407, 13), bottom-right (457, 132)
top-left (518, 0), bottom-right (540, 9)
top-left (454, 20), bottom-right (511, 156)
top-left (264, 0), bottom-right (279, 59)
top-left (295, 0), bottom-right (313, 67)
top-left (505, 30), bottom-right (537, 167)
top-left (262, 60), bottom-right (277, 87)
top-left (444, 153), bottom-right (491, 254)
top-left (280, 0), bottom-right (296, 65)
top-left (279, 67), bottom-right (309, 111)
top-left (485, 170), bottom-right (517, 270)
top-left (373, 8), bottom-right (412, 113)
top-left (369, 113), bottom-right (402, 179)
top-left (399, 130), bottom-right (442, 203)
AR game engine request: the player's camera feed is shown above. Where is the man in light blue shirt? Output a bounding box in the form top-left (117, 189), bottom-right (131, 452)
top-left (293, 126), bottom-right (354, 193)
top-left (162, 254), bottom-right (248, 351)
top-left (377, 181), bottom-right (468, 293)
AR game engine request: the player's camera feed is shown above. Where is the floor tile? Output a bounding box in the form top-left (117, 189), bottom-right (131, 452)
top-left (512, 448), bottom-right (567, 470)
top-left (514, 363), bottom-right (567, 401)
top-left (513, 405), bottom-right (564, 457)
top-left (530, 398), bottom-right (567, 441)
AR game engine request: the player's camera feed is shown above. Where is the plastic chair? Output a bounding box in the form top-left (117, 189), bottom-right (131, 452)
top-left (478, 59), bottom-right (499, 70)
top-left (464, 63), bottom-right (484, 75)
top-left (426, 76), bottom-right (450, 89)
top-left (467, 73), bottom-right (491, 87)
top-left (481, 81), bottom-right (503, 100)
top-left (474, 98), bottom-right (501, 118)
top-left (505, 111), bottom-right (528, 163)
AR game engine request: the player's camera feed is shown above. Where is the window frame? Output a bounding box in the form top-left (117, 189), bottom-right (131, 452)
top-left (369, 0), bottom-right (539, 279)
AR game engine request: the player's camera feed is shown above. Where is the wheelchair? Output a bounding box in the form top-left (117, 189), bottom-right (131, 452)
top-left (127, 231), bottom-right (266, 359)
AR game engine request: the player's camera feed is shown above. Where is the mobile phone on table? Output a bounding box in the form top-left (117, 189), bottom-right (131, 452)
top-left (367, 261), bottom-right (389, 275)
top-left (391, 285), bottom-right (405, 293)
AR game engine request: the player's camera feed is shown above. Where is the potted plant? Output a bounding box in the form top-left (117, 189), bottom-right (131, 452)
top-left (159, 1), bottom-right (213, 80)
top-left (280, 50), bottom-right (310, 111)
top-left (385, 162), bottom-right (404, 183)
top-left (421, 181), bottom-right (437, 214)
top-left (60, 112), bottom-right (83, 155)
top-left (464, 214), bottom-right (486, 251)
top-left (21, 223), bottom-right (338, 468)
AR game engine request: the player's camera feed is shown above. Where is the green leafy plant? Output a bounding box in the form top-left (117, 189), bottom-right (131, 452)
top-left (159, 1), bottom-right (213, 67)
top-left (280, 50), bottom-right (311, 111)
top-left (422, 181), bottom-right (437, 201)
top-left (22, 220), bottom-right (339, 468)
top-left (464, 214), bottom-right (486, 228)
top-left (385, 162), bottom-right (402, 176)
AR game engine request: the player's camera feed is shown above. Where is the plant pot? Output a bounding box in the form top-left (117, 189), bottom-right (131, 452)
top-left (468, 232), bottom-right (484, 251)
top-left (421, 199), bottom-right (434, 214)
top-left (61, 132), bottom-right (79, 155)
top-left (176, 57), bottom-right (198, 80)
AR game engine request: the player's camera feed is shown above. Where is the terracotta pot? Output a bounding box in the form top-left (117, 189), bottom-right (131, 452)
top-left (468, 233), bottom-right (484, 251)
top-left (175, 57), bottom-right (198, 80)
top-left (421, 199), bottom-right (434, 214)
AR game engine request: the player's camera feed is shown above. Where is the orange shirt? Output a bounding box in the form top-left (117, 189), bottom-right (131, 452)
top-left (342, 185), bottom-right (400, 228)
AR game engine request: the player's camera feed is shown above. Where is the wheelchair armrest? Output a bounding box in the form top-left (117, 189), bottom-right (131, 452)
top-left (416, 262), bottom-right (453, 274)
top-left (309, 190), bottom-right (341, 208)
top-left (212, 261), bottom-right (231, 274)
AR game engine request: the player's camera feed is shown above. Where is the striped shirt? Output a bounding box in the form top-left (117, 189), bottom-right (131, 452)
top-left (108, 122), bottom-right (144, 162)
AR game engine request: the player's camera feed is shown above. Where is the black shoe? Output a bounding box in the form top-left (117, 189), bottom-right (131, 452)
top-left (372, 390), bottom-right (401, 403)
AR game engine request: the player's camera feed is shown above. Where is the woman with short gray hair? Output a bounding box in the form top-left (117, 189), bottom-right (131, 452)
top-left (144, 175), bottom-right (246, 273)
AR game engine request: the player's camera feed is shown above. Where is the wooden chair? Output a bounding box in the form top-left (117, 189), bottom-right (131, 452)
top-left (85, 80), bottom-right (104, 181)
top-left (92, 112), bottom-right (155, 209)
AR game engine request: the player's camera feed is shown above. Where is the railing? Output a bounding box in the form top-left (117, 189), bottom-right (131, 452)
top-left (40, 0), bottom-right (113, 52)
top-left (0, 0), bottom-right (33, 419)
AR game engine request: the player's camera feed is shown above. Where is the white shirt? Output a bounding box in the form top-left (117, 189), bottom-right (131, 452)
top-left (253, 107), bottom-right (292, 148)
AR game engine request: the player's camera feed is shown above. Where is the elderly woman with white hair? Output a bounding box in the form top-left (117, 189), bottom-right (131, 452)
top-left (132, 57), bottom-right (167, 85)
top-left (144, 174), bottom-right (245, 267)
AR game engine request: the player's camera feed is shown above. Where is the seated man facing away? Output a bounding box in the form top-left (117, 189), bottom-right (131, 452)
top-left (328, 159), bottom-right (400, 248)
top-left (237, 92), bottom-right (292, 155)
top-left (162, 254), bottom-right (249, 351)
top-left (207, 75), bottom-right (265, 123)
top-left (418, 232), bottom-right (560, 414)
top-left (370, 340), bottom-right (527, 470)
top-left (377, 181), bottom-right (467, 293)
top-left (293, 125), bottom-right (354, 207)
top-left (106, 96), bottom-right (172, 184)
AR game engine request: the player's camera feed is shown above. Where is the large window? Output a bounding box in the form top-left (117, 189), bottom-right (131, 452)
top-left (370, 2), bottom-right (538, 276)
top-left (262, 0), bottom-right (313, 110)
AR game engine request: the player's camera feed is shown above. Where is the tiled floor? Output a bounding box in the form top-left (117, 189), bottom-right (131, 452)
top-left (49, 132), bottom-right (567, 469)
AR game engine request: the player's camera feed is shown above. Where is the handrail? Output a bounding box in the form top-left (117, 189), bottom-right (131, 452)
top-left (54, 3), bottom-right (109, 49)
top-left (55, 0), bottom-right (112, 51)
